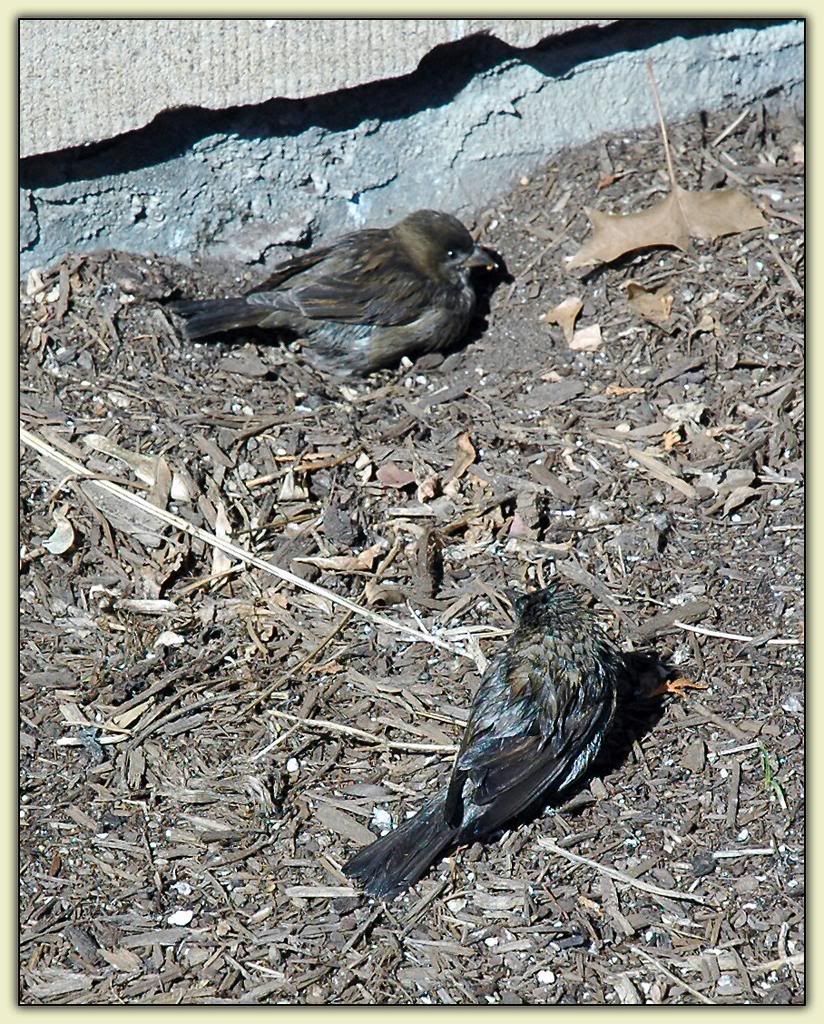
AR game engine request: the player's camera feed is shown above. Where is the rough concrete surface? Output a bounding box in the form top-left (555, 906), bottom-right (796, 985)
top-left (20, 19), bottom-right (609, 158)
top-left (19, 18), bottom-right (803, 276)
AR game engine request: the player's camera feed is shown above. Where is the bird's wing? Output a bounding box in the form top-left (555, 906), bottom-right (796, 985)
top-left (247, 246), bottom-right (334, 292)
top-left (476, 694), bottom-right (613, 804)
top-left (246, 233), bottom-right (438, 326)
top-left (446, 660), bottom-right (616, 834)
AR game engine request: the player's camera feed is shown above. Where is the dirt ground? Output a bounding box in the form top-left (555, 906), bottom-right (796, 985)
top-left (19, 101), bottom-right (804, 1005)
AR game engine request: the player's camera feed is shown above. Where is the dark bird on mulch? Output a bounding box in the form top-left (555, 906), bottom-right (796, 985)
top-left (343, 582), bottom-right (625, 900)
top-left (171, 209), bottom-right (496, 376)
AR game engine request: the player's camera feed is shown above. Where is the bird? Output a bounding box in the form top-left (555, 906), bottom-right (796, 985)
top-left (171, 209), bottom-right (495, 376)
top-left (342, 582), bottom-right (624, 900)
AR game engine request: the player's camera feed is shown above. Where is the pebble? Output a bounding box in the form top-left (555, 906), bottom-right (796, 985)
top-left (716, 973), bottom-right (743, 997)
top-left (683, 739), bottom-right (707, 773)
top-left (167, 909), bottom-right (194, 927)
top-left (371, 806), bottom-right (393, 831)
top-left (691, 851), bottom-right (717, 877)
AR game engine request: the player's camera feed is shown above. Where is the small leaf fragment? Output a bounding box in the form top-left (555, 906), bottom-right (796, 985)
top-left (545, 296), bottom-right (583, 344)
top-left (445, 432), bottom-right (476, 483)
top-left (723, 485), bottom-right (759, 516)
top-left (569, 324), bottom-right (603, 352)
top-left (278, 469), bottom-right (309, 501)
top-left (625, 280), bottom-right (674, 325)
top-left (211, 501), bottom-right (234, 576)
top-left (44, 505), bottom-right (76, 555)
top-left (376, 464), bottom-right (417, 489)
top-left (294, 541), bottom-right (386, 573)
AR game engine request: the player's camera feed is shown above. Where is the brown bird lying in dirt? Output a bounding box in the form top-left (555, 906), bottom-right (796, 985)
top-left (343, 583), bottom-right (625, 900)
top-left (171, 209), bottom-right (495, 376)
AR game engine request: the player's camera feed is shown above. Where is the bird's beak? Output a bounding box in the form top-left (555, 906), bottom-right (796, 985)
top-left (465, 245), bottom-right (496, 270)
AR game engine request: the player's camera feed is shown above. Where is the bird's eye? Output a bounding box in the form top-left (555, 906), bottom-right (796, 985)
top-left (446, 249), bottom-right (457, 259)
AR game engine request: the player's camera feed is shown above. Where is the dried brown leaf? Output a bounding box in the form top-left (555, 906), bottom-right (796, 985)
top-left (625, 280), bottom-right (674, 324)
top-left (722, 485), bottom-right (759, 516)
top-left (83, 432), bottom-right (191, 501)
top-left (43, 504), bottom-right (76, 554)
top-left (597, 171), bottom-right (621, 191)
top-left (99, 947), bottom-right (143, 973)
top-left (446, 432), bottom-right (477, 482)
top-left (376, 463), bottom-right (417, 489)
top-left (294, 541), bottom-right (386, 573)
top-left (416, 474), bottom-right (441, 503)
top-left (569, 324), bottom-right (603, 351)
top-left (211, 500), bottom-right (234, 576)
top-left (545, 296), bottom-right (583, 343)
top-left (278, 469), bottom-right (309, 501)
top-left (568, 185), bottom-right (765, 269)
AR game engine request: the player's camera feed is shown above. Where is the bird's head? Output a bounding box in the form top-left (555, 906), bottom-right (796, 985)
top-left (514, 583), bottom-right (589, 630)
top-left (393, 210), bottom-right (495, 283)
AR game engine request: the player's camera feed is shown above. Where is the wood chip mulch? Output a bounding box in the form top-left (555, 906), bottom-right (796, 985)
top-left (19, 102), bottom-right (804, 1005)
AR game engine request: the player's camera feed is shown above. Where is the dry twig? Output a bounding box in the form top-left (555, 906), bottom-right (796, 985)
top-left (673, 620), bottom-right (803, 647)
top-left (263, 708), bottom-right (458, 755)
top-left (631, 944), bottom-right (716, 1005)
top-left (537, 838), bottom-right (707, 905)
top-left (20, 426), bottom-right (462, 656)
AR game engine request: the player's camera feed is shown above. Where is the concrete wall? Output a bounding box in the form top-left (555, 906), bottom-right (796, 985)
top-left (20, 19), bottom-right (610, 159)
top-left (19, 18), bottom-right (804, 275)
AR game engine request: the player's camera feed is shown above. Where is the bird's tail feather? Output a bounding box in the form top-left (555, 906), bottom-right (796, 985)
top-left (343, 792), bottom-right (459, 900)
top-left (170, 298), bottom-right (265, 339)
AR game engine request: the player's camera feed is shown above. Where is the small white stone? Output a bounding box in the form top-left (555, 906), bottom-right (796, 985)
top-left (286, 758), bottom-right (300, 774)
top-left (154, 631), bottom-right (186, 649)
top-left (167, 909), bottom-right (194, 927)
top-left (537, 970), bottom-right (556, 985)
top-left (371, 807), bottom-right (393, 831)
